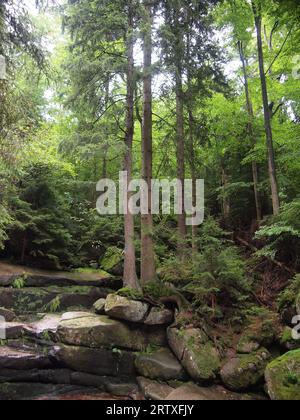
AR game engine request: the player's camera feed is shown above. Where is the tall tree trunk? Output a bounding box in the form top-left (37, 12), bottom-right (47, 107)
top-left (238, 41), bottom-right (262, 222)
top-left (176, 64), bottom-right (186, 258)
top-left (123, 4), bottom-right (139, 290)
top-left (141, 1), bottom-right (156, 284)
top-left (252, 1), bottom-right (280, 215)
top-left (188, 109), bottom-right (197, 254)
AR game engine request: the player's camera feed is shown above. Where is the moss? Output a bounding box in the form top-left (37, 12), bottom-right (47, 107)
top-left (116, 287), bottom-right (143, 300)
top-left (100, 247), bottom-right (123, 272)
top-left (193, 342), bottom-right (220, 381)
top-left (266, 350), bottom-right (300, 400)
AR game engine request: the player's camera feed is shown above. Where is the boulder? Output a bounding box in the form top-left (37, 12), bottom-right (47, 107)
top-left (280, 327), bottom-right (300, 351)
top-left (93, 298), bottom-right (106, 315)
top-left (23, 314), bottom-right (61, 339)
top-left (3, 322), bottom-right (25, 339)
top-left (0, 308), bottom-right (16, 322)
top-left (166, 383), bottom-right (241, 401)
top-left (105, 294), bottom-right (149, 323)
top-left (0, 368), bottom-right (72, 385)
top-left (50, 344), bottom-right (136, 377)
top-left (168, 327), bottom-right (220, 382)
top-left (137, 377), bottom-right (174, 400)
top-left (265, 350), bottom-right (300, 400)
top-left (220, 349), bottom-right (271, 391)
top-left (144, 307), bottom-right (174, 326)
top-left (100, 247), bottom-right (124, 276)
top-left (0, 346), bottom-right (52, 370)
top-left (55, 312), bottom-right (166, 351)
top-left (135, 348), bottom-right (186, 381)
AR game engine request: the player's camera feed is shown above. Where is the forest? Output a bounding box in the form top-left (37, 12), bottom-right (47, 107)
top-left (0, 0), bottom-right (299, 401)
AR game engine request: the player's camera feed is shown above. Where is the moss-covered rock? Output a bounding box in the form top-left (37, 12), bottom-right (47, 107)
top-left (144, 307), bottom-right (174, 326)
top-left (265, 350), bottom-right (300, 400)
top-left (100, 247), bottom-right (124, 276)
top-left (220, 349), bottom-right (271, 391)
top-left (93, 298), bottom-right (106, 315)
top-left (55, 312), bottom-right (166, 351)
top-left (280, 327), bottom-right (300, 351)
top-left (105, 294), bottom-right (149, 323)
top-left (135, 348), bottom-right (186, 381)
top-left (167, 327), bottom-right (220, 383)
top-left (237, 310), bottom-right (280, 354)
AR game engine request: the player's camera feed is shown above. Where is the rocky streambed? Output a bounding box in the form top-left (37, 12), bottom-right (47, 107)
top-left (0, 262), bottom-right (299, 400)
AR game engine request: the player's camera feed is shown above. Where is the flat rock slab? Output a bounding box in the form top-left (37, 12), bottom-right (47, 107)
top-left (137, 377), bottom-right (174, 401)
top-left (166, 383), bottom-right (241, 401)
top-left (0, 286), bottom-right (107, 314)
top-left (0, 346), bottom-right (52, 370)
top-left (55, 313), bottom-right (166, 351)
top-left (0, 261), bottom-right (118, 288)
top-left (0, 383), bottom-right (105, 401)
top-left (24, 314), bottom-right (61, 338)
top-left (135, 348), bottom-right (186, 381)
top-left (50, 344), bottom-right (136, 377)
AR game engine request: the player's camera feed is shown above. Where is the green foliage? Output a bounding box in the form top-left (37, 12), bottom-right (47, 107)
top-left (256, 199), bottom-right (300, 268)
top-left (277, 275), bottom-right (300, 315)
top-left (12, 276), bottom-right (27, 289)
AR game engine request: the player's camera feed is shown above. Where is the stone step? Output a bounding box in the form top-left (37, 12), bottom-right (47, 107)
top-left (0, 383), bottom-right (114, 401)
top-left (0, 261), bottom-right (121, 289)
top-left (0, 346), bottom-right (52, 370)
top-left (0, 286), bottom-right (109, 314)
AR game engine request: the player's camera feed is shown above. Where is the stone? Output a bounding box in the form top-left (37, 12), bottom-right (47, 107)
top-left (144, 307), bottom-right (174, 326)
top-left (3, 322), bottom-right (25, 339)
top-left (0, 307), bottom-right (16, 322)
top-left (220, 348), bottom-right (271, 391)
top-left (135, 348), bottom-right (186, 381)
top-left (0, 368), bottom-right (72, 385)
top-left (168, 327), bottom-right (220, 382)
top-left (105, 294), bottom-right (149, 323)
top-left (137, 377), bottom-right (174, 401)
top-left (50, 344), bottom-right (136, 377)
top-left (100, 246), bottom-right (124, 276)
top-left (55, 312), bottom-right (166, 351)
top-left (0, 383), bottom-right (95, 401)
top-left (0, 261), bottom-right (115, 288)
top-left (93, 298), bottom-right (106, 315)
top-left (23, 314), bottom-right (61, 339)
top-left (280, 327), bottom-right (300, 351)
top-left (0, 346), bottom-right (52, 370)
top-left (0, 286), bottom-right (107, 314)
top-left (105, 381), bottom-right (139, 397)
top-left (265, 350), bottom-right (300, 400)
top-left (166, 383), bottom-right (241, 401)
top-left (237, 337), bottom-right (260, 354)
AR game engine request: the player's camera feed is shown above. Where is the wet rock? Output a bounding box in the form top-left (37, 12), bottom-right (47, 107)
top-left (137, 377), bottom-right (174, 400)
top-left (0, 368), bottom-right (72, 385)
top-left (0, 383), bottom-right (95, 400)
top-left (144, 307), bottom-right (174, 326)
top-left (105, 294), bottom-right (149, 323)
top-left (220, 349), bottom-right (271, 391)
top-left (50, 344), bottom-right (136, 377)
top-left (23, 314), bottom-right (61, 339)
top-left (55, 312), bottom-right (166, 351)
top-left (168, 327), bottom-right (220, 382)
top-left (93, 298), bottom-right (106, 315)
top-left (0, 346), bottom-right (52, 370)
top-left (166, 383), bottom-right (241, 401)
top-left (135, 348), bottom-right (186, 381)
top-left (265, 350), bottom-right (300, 400)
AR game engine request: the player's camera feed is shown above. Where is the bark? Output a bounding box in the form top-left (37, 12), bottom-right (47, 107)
top-left (123, 3), bottom-right (140, 290)
top-left (238, 41), bottom-right (262, 222)
top-left (252, 1), bottom-right (280, 215)
top-left (176, 67), bottom-right (187, 257)
top-left (141, 1), bottom-right (156, 284)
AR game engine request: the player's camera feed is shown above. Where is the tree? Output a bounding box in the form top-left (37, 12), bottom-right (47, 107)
top-left (252, 0), bottom-right (280, 215)
top-left (140, 0), bottom-right (157, 284)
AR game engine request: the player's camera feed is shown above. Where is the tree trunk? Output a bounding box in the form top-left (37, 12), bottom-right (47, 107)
top-left (141, 1), bottom-right (156, 285)
top-left (123, 3), bottom-right (140, 290)
top-left (176, 64), bottom-right (187, 258)
top-left (252, 2), bottom-right (280, 215)
top-left (238, 41), bottom-right (262, 222)
top-left (221, 165), bottom-right (230, 222)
